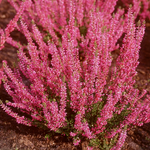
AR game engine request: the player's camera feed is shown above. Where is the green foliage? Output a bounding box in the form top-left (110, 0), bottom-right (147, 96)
top-left (145, 137), bottom-right (150, 142)
top-left (43, 32), bottom-right (52, 43)
top-left (106, 103), bottom-right (131, 132)
top-left (5, 100), bottom-right (9, 103)
top-left (79, 26), bottom-right (87, 37)
top-left (101, 25), bottom-right (107, 33)
top-left (45, 134), bottom-right (50, 139)
top-left (89, 138), bottom-right (101, 148)
top-left (12, 62), bottom-right (17, 68)
top-left (89, 132), bottom-right (119, 150)
top-left (0, 100), bottom-right (2, 105)
top-left (85, 95), bottom-right (107, 128)
top-left (32, 120), bottom-right (48, 130)
top-left (1, 78), bottom-right (5, 83)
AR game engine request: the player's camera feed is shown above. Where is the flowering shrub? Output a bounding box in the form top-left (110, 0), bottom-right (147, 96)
top-left (121, 0), bottom-right (150, 20)
top-left (0, 0), bottom-right (150, 149)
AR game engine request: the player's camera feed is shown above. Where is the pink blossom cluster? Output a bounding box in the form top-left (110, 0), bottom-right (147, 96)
top-left (121, 0), bottom-right (150, 20)
top-left (0, 0), bottom-right (150, 149)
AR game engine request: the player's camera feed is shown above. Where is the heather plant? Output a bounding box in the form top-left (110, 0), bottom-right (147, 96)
top-left (121, 0), bottom-right (150, 21)
top-left (0, 0), bottom-right (150, 149)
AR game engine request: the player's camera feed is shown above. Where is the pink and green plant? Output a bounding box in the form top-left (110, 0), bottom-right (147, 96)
top-left (121, 0), bottom-right (150, 21)
top-left (0, 0), bottom-right (150, 149)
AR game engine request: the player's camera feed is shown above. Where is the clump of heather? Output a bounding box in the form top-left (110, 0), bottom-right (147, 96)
top-left (121, 0), bottom-right (150, 21)
top-left (0, 0), bottom-right (150, 149)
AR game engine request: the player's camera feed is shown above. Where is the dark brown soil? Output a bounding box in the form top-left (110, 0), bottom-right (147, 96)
top-left (0, 0), bottom-right (150, 150)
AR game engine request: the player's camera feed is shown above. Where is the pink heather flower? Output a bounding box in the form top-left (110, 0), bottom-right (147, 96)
top-left (73, 137), bottom-right (81, 146)
top-left (0, 0), bottom-right (150, 149)
top-left (0, 0), bottom-right (27, 50)
top-left (82, 121), bottom-right (96, 139)
top-left (0, 29), bottom-right (5, 50)
top-left (121, 0), bottom-right (150, 20)
top-left (70, 132), bottom-right (77, 137)
top-left (0, 103), bottom-right (31, 126)
top-left (106, 128), bottom-right (122, 139)
top-left (74, 113), bottom-right (83, 131)
top-left (111, 130), bottom-right (127, 150)
top-left (0, 67), bottom-right (3, 85)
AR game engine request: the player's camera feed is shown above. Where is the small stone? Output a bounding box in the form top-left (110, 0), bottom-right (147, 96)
top-left (49, 140), bottom-right (55, 146)
top-left (128, 142), bottom-right (143, 150)
top-left (0, 15), bottom-right (6, 18)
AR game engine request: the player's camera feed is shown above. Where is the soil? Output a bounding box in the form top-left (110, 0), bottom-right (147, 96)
top-left (0, 0), bottom-right (150, 150)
